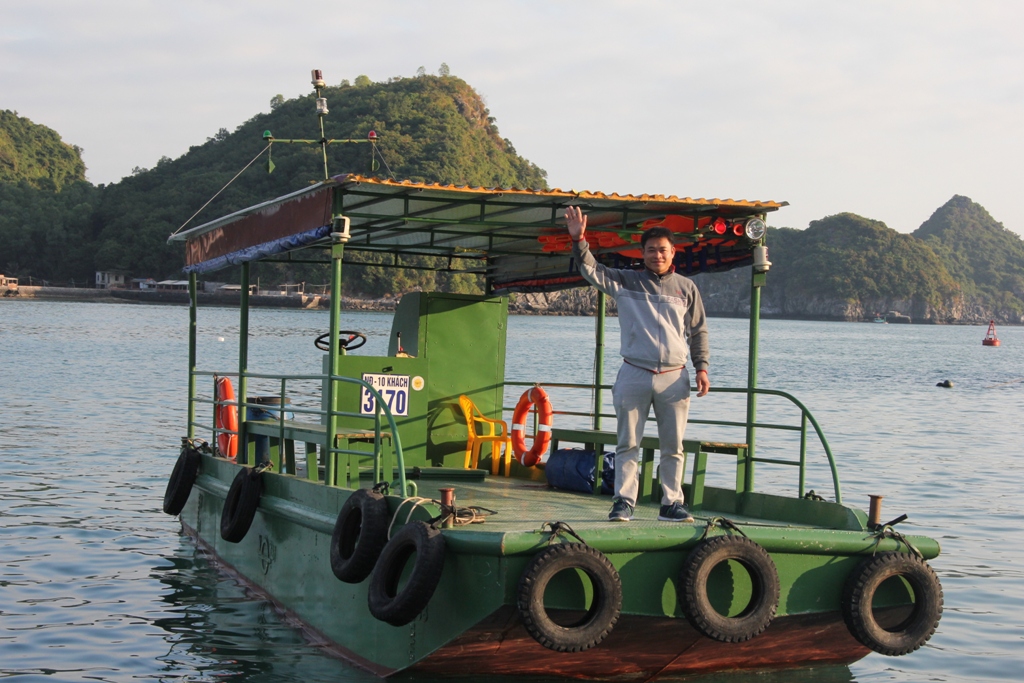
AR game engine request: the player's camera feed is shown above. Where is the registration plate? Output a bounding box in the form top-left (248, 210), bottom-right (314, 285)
top-left (360, 373), bottom-right (410, 417)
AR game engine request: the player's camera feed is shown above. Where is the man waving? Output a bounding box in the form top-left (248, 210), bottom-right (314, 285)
top-left (565, 206), bottom-right (709, 522)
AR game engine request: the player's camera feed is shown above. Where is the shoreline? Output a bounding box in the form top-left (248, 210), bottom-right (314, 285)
top-left (2, 286), bottom-right (1014, 324)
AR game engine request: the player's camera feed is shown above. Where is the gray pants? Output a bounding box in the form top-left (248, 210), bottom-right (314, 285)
top-left (612, 362), bottom-right (690, 507)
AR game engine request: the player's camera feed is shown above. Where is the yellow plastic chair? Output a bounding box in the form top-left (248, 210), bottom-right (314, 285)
top-left (459, 394), bottom-right (513, 476)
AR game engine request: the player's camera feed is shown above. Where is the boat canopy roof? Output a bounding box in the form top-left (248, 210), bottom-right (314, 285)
top-left (168, 174), bottom-right (786, 293)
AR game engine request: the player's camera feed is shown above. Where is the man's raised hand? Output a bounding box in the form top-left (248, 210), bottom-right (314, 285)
top-left (564, 206), bottom-right (587, 241)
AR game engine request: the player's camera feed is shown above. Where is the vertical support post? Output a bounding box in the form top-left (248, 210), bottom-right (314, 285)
top-left (238, 263), bottom-right (251, 465)
top-left (325, 235), bottom-right (345, 484)
top-left (799, 413), bottom-right (807, 497)
top-left (745, 267), bottom-right (765, 493)
top-left (594, 291), bottom-right (606, 430)
top-left (187, 272), bottom-right (198, 439)
top-left (318, 110), bottom-right (329, 181)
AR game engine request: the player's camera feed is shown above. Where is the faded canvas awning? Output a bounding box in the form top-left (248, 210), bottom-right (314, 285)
top-left (169, 175), bottom-right (786, 293)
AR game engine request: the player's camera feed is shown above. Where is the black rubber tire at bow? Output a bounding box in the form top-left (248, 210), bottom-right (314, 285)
top-left (162, 445), bottom-right (201, 515)
top-left (220, 467), bottom-right (263, 543)
top-left (679, 535), bottom-right (780, 642)
top-left (367, 521), bottom-right (446, 626)
top-left (516, 543), bottom-right (622, 652)
top-left (842, 551), bottom-right (943, 656)
top-left (330, 488), bottom-right (390, 583)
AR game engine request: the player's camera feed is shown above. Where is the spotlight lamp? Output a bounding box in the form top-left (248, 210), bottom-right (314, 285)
top-left (744, 217), bottom-right (767, 241)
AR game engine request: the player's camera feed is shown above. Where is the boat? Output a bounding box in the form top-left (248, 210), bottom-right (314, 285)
top-left (983, 320), bottom-right (1000, 346)
top-left (873, 316), bottom-right (887, 324)
top-left (160, 77), bottom-right (943, 679)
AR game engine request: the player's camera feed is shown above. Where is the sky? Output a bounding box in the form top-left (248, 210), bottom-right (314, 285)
top-left (3, 0), bottom-right (1023, 236)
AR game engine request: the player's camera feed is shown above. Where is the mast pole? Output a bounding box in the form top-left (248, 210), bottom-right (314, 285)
top-left (594, 291), bottom-right (606, 430)
top-left (187, 272), bottom-right (197, 439)
top-left (745, 242), bottom-right (769, 493)
top-left (238, 263), bottom-right (251, 465)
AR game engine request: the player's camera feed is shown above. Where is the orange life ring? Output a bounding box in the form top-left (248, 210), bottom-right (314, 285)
top-left (215, 377), bottom-right (238, 459)
top-left (511, 387), bottom-right (553, 467)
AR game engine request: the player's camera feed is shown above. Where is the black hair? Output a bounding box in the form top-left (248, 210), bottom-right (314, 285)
top-left (640, 226), bottom-right (674, 249)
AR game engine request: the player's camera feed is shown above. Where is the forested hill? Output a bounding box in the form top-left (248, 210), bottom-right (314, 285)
top-left (691, 204), bottom-right (1024, 324)
top-left (913, 196), bottom-right (1024, 319)
top-left (0, 74), bottom-right (547, 289)
top-left (0, 110), bottom-right (86, 190)
top-left (3, 80), bottom-right (1024, 322)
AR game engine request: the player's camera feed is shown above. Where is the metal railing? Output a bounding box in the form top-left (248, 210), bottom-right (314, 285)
top-left (503, 381), bottom-right (842, 503)
top-left (189, 369), bottom-right (411, 498)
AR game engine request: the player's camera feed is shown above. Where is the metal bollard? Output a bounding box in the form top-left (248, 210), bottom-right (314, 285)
top-left (868, 494), bottom-right (883, 528)
top-left (439, 487), bottom-right (455, 529)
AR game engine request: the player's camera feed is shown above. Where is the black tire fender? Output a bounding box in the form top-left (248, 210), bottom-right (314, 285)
top-left (679, 535), bottom-right (780, 642)
top-left (367, 521), bottom-right (446, 626)
top-left (220, 467), bottom-right (263, 543)
top-left (163, 444), bottom-right (201, 515)
top-left (842, 551), bottom-right (943, 656)
top-left (516, 543), bottom-right (622, 652)
top-left (330, 488), bottom-right (390, 583)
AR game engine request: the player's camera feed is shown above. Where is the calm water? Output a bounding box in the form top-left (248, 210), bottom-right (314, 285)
top-left (1, 300), bottom-right (1022, 682)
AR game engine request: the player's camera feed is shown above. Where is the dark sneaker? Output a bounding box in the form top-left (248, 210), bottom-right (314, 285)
top-left (608, 498), bottom-right (634, 522)
top-left (658, 502), bottom-right (694, 522)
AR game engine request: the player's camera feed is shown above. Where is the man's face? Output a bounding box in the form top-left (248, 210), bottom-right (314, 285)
top-left (643, 236), bottom-right (676, 275)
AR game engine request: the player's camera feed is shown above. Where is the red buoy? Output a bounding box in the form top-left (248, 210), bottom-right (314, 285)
top-left (982, 320), bottom-right (1000, 347)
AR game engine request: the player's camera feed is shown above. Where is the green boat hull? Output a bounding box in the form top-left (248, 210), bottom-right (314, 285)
top-left (179, 455), bottom-right (937, 677)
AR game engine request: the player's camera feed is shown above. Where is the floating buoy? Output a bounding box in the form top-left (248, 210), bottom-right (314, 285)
top-left (936, 380), bottom-right (954, 388)
top-left (982, 320), bottom-right (1000, 347)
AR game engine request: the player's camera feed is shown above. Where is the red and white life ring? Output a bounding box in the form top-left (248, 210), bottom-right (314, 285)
top-left (215, 376), bottom-right (238, 459)
top-left (511, 387), bottom-right (553, 467)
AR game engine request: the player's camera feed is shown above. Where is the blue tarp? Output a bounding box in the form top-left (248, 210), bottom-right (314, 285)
top-left (183, 224), bottom-right (333, 274)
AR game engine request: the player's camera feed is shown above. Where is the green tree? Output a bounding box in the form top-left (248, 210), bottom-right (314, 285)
top-left (0, 110), bottom-right (86, 190)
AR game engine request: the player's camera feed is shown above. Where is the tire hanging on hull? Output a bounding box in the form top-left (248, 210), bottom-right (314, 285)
top-left (163, 441), bottom-right (202, 516)
top-left (220, 467), bottom-right (263, 543)
top-left (516, 543), bottom-right (622, 652)
top-left (368, 521), bottom-right (446, 626)
top-left (679, 535), bottom-right (780, 642)
top-left (842, 551), bottom-right (943, 656)
top-left (330, 488), bottom-right (390, 583)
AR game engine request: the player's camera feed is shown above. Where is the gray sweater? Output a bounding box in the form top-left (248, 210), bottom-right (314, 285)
top-left (572, 239), bottom-right (709, 374)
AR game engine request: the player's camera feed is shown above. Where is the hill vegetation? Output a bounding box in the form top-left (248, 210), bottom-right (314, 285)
top-left (913, 196), bottom-right (1024, 319)
top-left (0, 110), bottom-right (87, 191)
top-left (1, 74), bottom-right (547, 294)
top-left (768, 213), bottom-right (961, 312)
top-left (3, 76), bottom-right (1024, 322)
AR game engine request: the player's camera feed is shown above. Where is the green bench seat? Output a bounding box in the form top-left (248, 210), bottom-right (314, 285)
top-left (548, 428), bottom-right (747, 511)
top-left (244, 419), bottom-right (392, 488)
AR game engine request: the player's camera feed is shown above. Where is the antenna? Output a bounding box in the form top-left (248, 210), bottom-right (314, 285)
top-left (261, 70), bottom-right (380, 181)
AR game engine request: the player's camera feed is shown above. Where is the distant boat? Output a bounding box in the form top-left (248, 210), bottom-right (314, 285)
top-left (983, 320), bottom-right (1001, 346)
top-left (873, 316), bottom-right (887, 324)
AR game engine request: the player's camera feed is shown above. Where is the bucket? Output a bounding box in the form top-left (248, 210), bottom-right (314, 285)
top-left (247, 396), bottom-right (294, 461)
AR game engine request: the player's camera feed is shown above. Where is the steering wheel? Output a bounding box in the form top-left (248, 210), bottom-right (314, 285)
top-left (314, 330), bottom-right (367, 352)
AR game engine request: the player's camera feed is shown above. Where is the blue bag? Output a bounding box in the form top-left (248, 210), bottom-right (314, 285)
top-left (546, 448), bottom-right (614, 495)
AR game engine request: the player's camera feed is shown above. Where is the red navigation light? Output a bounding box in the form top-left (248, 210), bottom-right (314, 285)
top-left (367, 130), bottom-right (378, 140)
top-left (712, 218), bottom-right (728, 235)
top-left (732, 223), bottom-right (745, 236)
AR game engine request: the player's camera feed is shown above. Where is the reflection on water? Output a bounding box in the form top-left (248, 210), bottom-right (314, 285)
top-left (1, 301), bottom-right (1022, 682)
